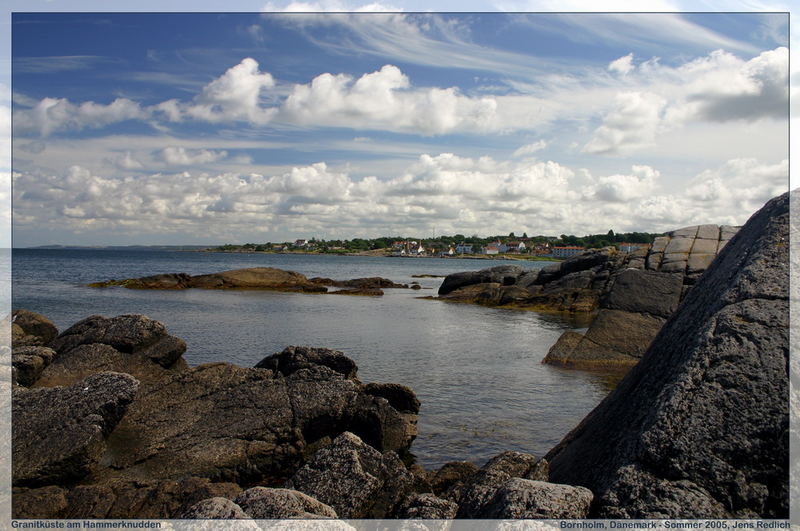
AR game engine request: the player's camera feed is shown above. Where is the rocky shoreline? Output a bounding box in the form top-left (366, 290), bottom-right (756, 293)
top-left (433, 224), bottom-right (739, 369)
top-left (10, 192), bottom-right (789, 521)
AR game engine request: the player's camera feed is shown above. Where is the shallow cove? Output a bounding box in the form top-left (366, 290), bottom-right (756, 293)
top-left (13, 248), bottom-right (618, 468)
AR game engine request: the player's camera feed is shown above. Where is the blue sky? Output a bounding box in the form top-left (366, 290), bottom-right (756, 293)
top-left (6, 4), bottom-right (792, 246)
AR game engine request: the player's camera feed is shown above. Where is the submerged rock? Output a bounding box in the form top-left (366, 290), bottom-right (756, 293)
top-left (90, 267), bottom-right (327, 293)
top-left (546, 193), bottom-right (789, 518)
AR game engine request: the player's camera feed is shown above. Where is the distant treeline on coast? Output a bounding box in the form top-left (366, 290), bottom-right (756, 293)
top-left (210, 230), bottom-right (663, 255)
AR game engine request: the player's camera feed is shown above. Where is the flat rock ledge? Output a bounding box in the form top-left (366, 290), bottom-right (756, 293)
top-left (88, 267), bottom-right (409, 296)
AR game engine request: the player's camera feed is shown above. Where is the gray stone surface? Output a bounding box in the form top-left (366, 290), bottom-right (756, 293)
top-left (671, 226), bottom-right (699, 238)
top-left (478, 478), bottom-right (593, 519)
top-left (547, 193), bottom-right (789, 518)
top-left (35, 343), bottom-right (186, 387)
top-left (687, 254), bottom-right (716, 274)
top-left (95, 362), bottom-right (416, 486)
top-left (696, 224), bottom-right (720, 240)
top-left (394, 493), bottom-right (458, 519)
top-left (12, 346), bottom-right (56, 387)
top-left (663, 237), bottom-right (694, 254)
top-left (583, 309), bottom-right (666, 358)
top-left (603, 269), bottom-right (683, 318)
top-left (286, 431), bottom-right (413, 518)
top-left (438, 265), bottom-right (523, 295)
top-left (690, 238), bottom-right (719, 254)
top-left (234, 487), bottom-right (337, 518)
top-left (180, 497), bottom-right (250, 519)
top-left (453, 451), bottom-right (546, 518)
top-left (256, 345), bottom-right (358, 379)
top-left (12, 309), bottom-right (58, 347)
top-left (13, 372), bottom-right (139, 487)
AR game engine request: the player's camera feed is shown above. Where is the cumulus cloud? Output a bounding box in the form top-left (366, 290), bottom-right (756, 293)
top-left (586, 164), bottom-right (659, 202)
top-left (608, 53), bottom-right (634, 75)
top-left (586, 46), bottom-right (788, 156)
top-left (159, 147), bottom-right (228, 166)
top-left (185, 58), bottom-right (277, 124)
top-left (11, 153), bottom-right (787, 244)
top-left (280, 64), bottom-right (500, 135)
top-left (583, 92), bottom-right (666, 155)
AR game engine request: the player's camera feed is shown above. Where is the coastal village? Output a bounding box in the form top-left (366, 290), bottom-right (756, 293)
top-left (212, 232), bottom-right (654, 259)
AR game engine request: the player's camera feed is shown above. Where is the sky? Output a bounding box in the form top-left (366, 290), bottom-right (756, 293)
top-left (5, 2), bottom-right (793, 247)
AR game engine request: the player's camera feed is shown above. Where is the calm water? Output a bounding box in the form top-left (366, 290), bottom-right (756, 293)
top-left (12, 249), bottom-right (614, 468)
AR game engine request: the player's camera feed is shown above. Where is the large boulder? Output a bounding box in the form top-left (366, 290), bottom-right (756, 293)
top-left (180, 497), bottom-right (250, 519)
top-left (256, 346), bottom-right (358, 379)
top-left (477, 478), bottom-right (593, 519)
top-left (286, 431), bottom-right (414, 518)
top-left (546, 193), bottom-right (789, 518)
top-left (438, 265), bottom-right (524, 295)
top-left (92, 361), bottom-right (416, 486)
top-left (233, 487), bottom-right (337, 518)
top-left (39, 314), bottom-right (187, 386)
top-left (394, 493), bottom-right (458, 519)
top-left (11, 309), bottom-right (58, 347)
top-left (12, 346), bottom-right (56, 387)
top-left (452, 451), bottom-right (548, 518)
top-left (13, 372), bottom-right (139, 487)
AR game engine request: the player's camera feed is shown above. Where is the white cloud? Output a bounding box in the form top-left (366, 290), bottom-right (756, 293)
top-left (513, 140), bottom-right (548, 157)
top-left (608, 53), bottom-right (634, 75)
top-left (587, 164), bottom-right (659, 202)
top-left (279, 64), bottom-right (501, 135)
top-left (185, 58), bottom-right (277, 124)
top-left (14, 97), bottom-right (146, 137)
top-left (159, 147), bottom-right (228, 166)
top-left (583, 92), bottom-right (666, 155)
top-left (110, 151), bottom-right (143, 170)
top-left (12, 153), bottom-right (788, 245)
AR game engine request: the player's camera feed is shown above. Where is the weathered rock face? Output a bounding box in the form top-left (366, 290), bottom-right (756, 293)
top-left (394, 493), bottom-right (458, 519)
top-left (94, 362), bottom-right (416, 486)
top-left (256, 346), bottom-right (359, 380)
top-left (180, 497), bottom-right (251, 519)
top-left (13, 372), bottom-right (139, 487)
top-left (11, 309), bottom-right (58, 347)
top-left (546, 193), bottom-right (789, 518)
top-left (438, 265), bottom-right (524, 295)
top-left (450, 451), bottom-right (549, 518)
top-left (477, 478), bottom-right (593, 519)
top-left (36, 314), bottom-right (187, 387)
top-left (12, 346), bottom-right (56, 387)
top-left (286, 431), bottom-right (414, 518)
top-left (14, 477), bottom-right (242, 519)
top-left (233, 487), bottom-right (338, 518)
top-left (13, 313), bottom-right (420, 520)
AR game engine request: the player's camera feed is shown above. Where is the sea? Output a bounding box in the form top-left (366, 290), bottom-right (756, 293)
top-left (12, 248), bottom-right (620, 468)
